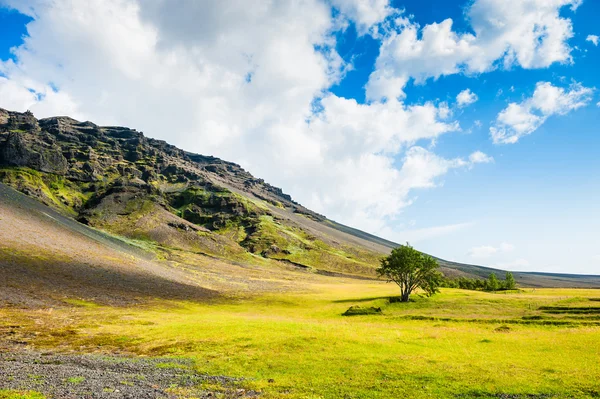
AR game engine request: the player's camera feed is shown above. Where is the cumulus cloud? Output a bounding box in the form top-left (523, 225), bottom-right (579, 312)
top-left (0, 75), bottom-right (81, 118)
top-left (330, 0), bottom-right (396, 36)
top-left (0, 0), bottom-right (494, 240)
top-left (587, 35), bottom-right (599, 46)
top-left (490, 81), bottom-right (593, 144)
top-left (457, 89), bottom-right (478, 107)
top-left (366, 0), bottom-right (580, 101)
top-left (469, 242), bottom-right (515, 259)
top-left (468, 151), bottom-right (494, 164)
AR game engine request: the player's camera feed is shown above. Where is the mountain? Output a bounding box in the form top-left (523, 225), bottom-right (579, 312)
top-left (1, 107), bottom-right (599, 290)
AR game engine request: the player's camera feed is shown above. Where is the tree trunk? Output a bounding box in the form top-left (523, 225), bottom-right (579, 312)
top-left (401, 291), bottom-right (410, 302)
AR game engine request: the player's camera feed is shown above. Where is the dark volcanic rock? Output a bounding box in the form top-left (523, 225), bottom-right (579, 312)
top-left (0, 131), bottom-right (68, 175)
top-left (0, 108), bottom-right (298, 195)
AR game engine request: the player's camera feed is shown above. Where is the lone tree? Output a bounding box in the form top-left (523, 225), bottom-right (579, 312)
top-left (377, 243), bottom-right (442, 302)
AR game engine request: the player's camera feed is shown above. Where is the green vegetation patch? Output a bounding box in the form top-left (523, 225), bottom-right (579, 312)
top-left (0, 167), bottom-right (86, 215)
top-left (241, 215), bottom-right (378, 275)
top-left (0, 390), bottom-right (46, 399)
top-left (342, 305), bottom-right (382, 316)
top-left (65, 377), bottom-right (85, 385)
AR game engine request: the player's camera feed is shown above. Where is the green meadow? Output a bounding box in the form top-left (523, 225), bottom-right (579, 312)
top-left (3, 284), bottom-right (600, 398)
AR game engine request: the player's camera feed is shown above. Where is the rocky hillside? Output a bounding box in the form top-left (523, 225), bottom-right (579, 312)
top-left (0, 108), bottom-right (320, 218)
top-left (2, 107), bottom-right (600, 287)
top-left (0, 108), bottom-right (382, 276)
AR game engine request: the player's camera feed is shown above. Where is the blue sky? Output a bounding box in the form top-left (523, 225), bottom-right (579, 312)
top-left (0, 0), bottom-right (599, 274)
top-left (0, 8), bottom-right (29, 62)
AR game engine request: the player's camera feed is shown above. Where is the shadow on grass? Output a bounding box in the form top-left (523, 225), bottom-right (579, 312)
top-left (333, 296), bottom-right (397, 304)
top-left (0, 251), bottom-right (218, 308)
top-left (539, 306), bottom-right (600, 314)
top-left (392, 314), bottom-right (600, 327)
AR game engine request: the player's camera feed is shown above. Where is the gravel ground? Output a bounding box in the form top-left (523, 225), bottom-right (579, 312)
top-left (0, 349), bottom-right (259, 398)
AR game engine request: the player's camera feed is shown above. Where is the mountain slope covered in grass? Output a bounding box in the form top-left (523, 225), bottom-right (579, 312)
top-left (1, 107), bottom-right (598, 288)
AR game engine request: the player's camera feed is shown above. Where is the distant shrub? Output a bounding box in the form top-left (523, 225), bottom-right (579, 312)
top-left (441, 271), bottom-right (518, 292)
top-left (342, 306), bottom-right (382, 316)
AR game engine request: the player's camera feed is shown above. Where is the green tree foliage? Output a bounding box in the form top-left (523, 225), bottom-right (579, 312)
top-left (486, 273), bottom-right (500, 291)
top-left (441, 272), bottom-right (518, 291)
top-left (504, 272), bottom-right (516, 290)
top-left (377, 243), bottom-right (442, 302)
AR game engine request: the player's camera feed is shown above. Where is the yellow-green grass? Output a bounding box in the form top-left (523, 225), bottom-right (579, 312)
top-left (2, 285), bottom-right (600, 398)
top-left (0, 391), bottom-right (45, 399)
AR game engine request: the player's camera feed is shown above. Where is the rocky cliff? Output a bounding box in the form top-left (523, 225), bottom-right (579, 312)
top-left (0, 108), bottom-right (320, 217)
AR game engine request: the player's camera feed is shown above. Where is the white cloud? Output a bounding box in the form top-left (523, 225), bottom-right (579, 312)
top-left (469, 242), bottom-right (515, 259)
top-left (468, 151), bottom-right (494, 164)
top-left (0, 75), bottom-right (81, 118)
top-left (0, 76), bottom-right (42, 111)
top-left (330, 0), bottom-right (396, 36)
top-left (490, 81), bottom-right (593, 144)
top-left (298, 144), bottom-right (492, 234)
top-left (587, 35), bottom-right (599, 46)
top-left (0, 0), bottom-right (494, 241)
top-left (457, 89), bottom-right (478, 107)
top-left (366, 0), bottom-right (580, 101)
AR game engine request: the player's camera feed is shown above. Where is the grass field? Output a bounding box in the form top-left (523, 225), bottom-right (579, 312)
top-left (2, 283), bottom-right (600, 398)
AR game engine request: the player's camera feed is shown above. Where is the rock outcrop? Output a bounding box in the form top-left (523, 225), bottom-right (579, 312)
top-left (0, 108), bottom-right (323, 220)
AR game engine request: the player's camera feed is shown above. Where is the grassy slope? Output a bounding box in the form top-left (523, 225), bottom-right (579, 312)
top-left (3, 165), bottom-right (600, 287)
top-left (2, 286), bottom-right (600, 398)
top-left (0, 181), bottom-right (376, 305)
top-left (0, 166), bottom-right (383, 278)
